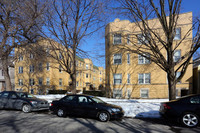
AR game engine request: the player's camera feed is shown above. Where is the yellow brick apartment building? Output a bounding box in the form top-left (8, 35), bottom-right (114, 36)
top-left (105, 12), bottom-right (193, 98)
top-left (15, 39), bottom-right (105, 94)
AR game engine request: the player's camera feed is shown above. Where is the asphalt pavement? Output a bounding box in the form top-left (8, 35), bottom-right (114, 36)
top-left (0, 110), bottom-right (199, 133)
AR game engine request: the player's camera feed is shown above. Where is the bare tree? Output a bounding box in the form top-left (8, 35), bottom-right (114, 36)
top-left (114, 0), bottom-right (200, 100)
top-left (0, 0), bottom-right (46, 91)
top-left (44, 0), bottom-right (105, 93)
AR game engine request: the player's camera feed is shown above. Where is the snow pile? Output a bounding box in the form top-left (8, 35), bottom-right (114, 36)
top-left (35, 95), bottom-right (168, 118)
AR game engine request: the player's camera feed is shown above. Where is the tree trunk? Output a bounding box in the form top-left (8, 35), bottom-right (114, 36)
top-left (167, 70), bottom-right (176, 100)
top-left (70, 73), bottom-right (76, 94)
top-left (2, 59), bottom-right (12, 91)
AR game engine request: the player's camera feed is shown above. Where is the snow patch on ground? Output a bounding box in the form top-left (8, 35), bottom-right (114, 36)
top-left (35, 95), bottom-right (168, 118)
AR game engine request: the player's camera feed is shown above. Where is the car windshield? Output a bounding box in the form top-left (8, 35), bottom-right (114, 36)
top-left (91, 97), bottom-right (106, 104)
top-left (16, 92), bottom-right (36, 98)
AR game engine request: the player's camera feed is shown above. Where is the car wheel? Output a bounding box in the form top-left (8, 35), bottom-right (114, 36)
top-left (57, 108), bottom-right (66, 117)
top-left (22, 104), bottom-right (31, 113)
top-left (98, 111), bottom-right (110, 122)
top-left (181, 112), bottom-right (199, 127)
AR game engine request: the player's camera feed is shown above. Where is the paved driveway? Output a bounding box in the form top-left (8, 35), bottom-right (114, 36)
top-left (0, 110), bottom-right (199, 133)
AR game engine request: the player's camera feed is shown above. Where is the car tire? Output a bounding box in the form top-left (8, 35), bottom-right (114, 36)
top-left (98, 111), bottom-right (110, 122)
top-left (57, 108), bottom-right (66, 117)
top-left (22, 104), bottom-right (31, 113)
top-left (181, 112), bottom-right (199, 128)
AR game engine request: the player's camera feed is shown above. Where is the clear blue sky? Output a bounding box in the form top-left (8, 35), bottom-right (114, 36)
top-left (81, 0), bottom-right (200, 68)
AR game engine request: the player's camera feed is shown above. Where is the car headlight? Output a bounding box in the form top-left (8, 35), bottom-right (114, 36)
top-left (111, 108), bottom-right (120, 112)
top-left (30, 101), bottom-right (37, 105)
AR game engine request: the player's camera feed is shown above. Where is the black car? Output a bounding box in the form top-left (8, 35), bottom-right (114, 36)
top-left (0, 91), bottom-right (49, 113)
top-left (50, 94), bottom-right (124, 122)
top-left (159, 94), bottom-right (200, 127)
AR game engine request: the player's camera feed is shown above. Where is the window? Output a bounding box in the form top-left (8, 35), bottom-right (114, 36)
top-left (140, 88), bottom-right (149, 98)
top-left (173, 50), bottom-right (181, 62)
top-left (127, 74), bottom-right (130, 84)
top-left (86, 73), bottom-right (88, 78)
top-left (19, 79), bottom-right (23, 86)
top-left (86, 64), bottom-right (89, 69)
top-left (78, 96), bottom-right (89, 103)
top-left (174, 28), bottom-right (181, 40)
top-left (138, 54), bottom-right (150, 64)
top-left (29, 65), bottom-right (34, 73)
top-left (113, 74), bottom-right (122, 84)
top-left (62, 95), bottom-right (76, 103)
top-left (46, 48), bottom-right (50, 55)
top-left (29, 79), bottom-right (35, 86)
top-left (59, 78), bottom-right (62, 86)
top-left (100, 78), bottom-right (102, 82)
top-left (19, 55), bottom-right (23, 61)
top-left (46, 78), bottom-right (50, 85)
top-left (137, 34), bottom-right (149, 44)
top-left (127, 35), bottom-right (130, 44)
top-left (59, 52), bottom-right (63, 59)
top-left (113, 34), bottom-right (122, 44)
top-left (38, 78), bottom-right (43, 86)
top-left (46, 63), bottom-right (50, 71)
top-left (113, 54), bottom-right (122, 64)
top-left (18, 67), bottom-right (23, 73)
top-left (1, 70), bottom-right (3, 76)
top-left (76, 81), bottom-right (79, 87)
top-left (1, 92), bottom-right (9, 98)
top-left (176, 72), bottom-right (181, 83)
top-left (100, 71), bottom-right (102, 74)
top-left (127, 89), bottom-right (131, 99)
top-left (59, 65), bottom-right (62, 73)
top-left (113, 89), bottom-right (122, 98)
top-left (138, 73), bottom-right (151, 84)
top-left (30, 53), bottom-right (34, 59)
top-left (127, 53), bottom-right (130, 64)
top-left (38, 63), bottom-right (43, 71)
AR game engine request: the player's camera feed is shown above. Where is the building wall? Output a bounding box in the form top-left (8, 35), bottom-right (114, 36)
top-left (105, 12), bottom-right (193, 98)
top-left (15, 39), bottom-right (105, 94)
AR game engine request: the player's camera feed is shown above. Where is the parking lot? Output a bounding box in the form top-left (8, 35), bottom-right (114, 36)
top-left (0, 110), bottom-right (200, 133)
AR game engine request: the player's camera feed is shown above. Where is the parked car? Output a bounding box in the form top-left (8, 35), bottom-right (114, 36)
top-left (50, 94), bottom-right (124, 122)
top-left (0, 91), bottom-right (49, 113)
top-left (159, 94), bottom-right (200, 127)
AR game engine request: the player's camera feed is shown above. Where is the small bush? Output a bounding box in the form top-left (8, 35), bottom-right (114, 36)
top-left (83, 90), bottom-right (106, 97)
top-left (48, 90), bottom-right (68, 94)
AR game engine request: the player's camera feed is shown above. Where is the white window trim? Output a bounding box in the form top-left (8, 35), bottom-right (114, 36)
top-left (140, 88), bottom-right (149, 98)
top-left (113, 54), bottom-right (122, 65)
top-left (174, 27), bottom-right (181, 40)
top-left (113, 73), bottom-right (122, 85)
top-left (113, 34), bottom-right (122, 45)
top-left (138, 54), bottom-right (150, 64)
top-left (127, 74), bottom-right (131, 84)
top-left (46, 63), bottom-right (50, 71)
top-left (127, 53), bottom-right (130, 64)
top-left (138, 73), bottom-right (151, 84)
top-left (113, 88), bottom-right (122, 98)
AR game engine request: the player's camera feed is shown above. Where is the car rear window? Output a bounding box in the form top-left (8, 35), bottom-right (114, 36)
top-left (62, 96), bottom-right (76, 102)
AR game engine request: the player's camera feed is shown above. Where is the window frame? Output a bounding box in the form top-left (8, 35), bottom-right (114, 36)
top-left (138, 54), bottom-right (150, 64)
top-left (173, 49), bottom-right (181, 62)
top-left (113, 34), bottom-right (122, 45)
top-left (18, 66), bottom-right (23, 74)
top-left (113, 54), bottom-right (122, 65)
top-left (140, 88), bottom-right (149, 98)
top-left (113, 73), bottom-right (122, 85)
top-left (138, 73), bottom-right (151, 84)
top-left (174, 28), bottom-right (181, 40)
